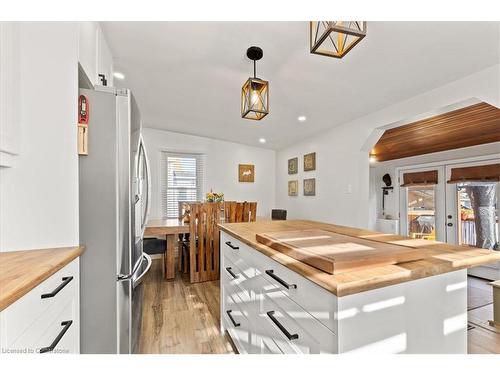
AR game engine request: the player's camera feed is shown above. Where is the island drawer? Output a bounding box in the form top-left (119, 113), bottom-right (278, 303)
top-left (222, 234), bottom-right (258, 273)
top-left (256, 284), bottom-right (337, 354)
top-left (221, 258), bottom-right (255, 303)
top-left (221, 232), bottom-right (337, 333)
top-left (1, 258), bottom-right (79, 349)
top-left (223, 289), bottom-right (254, 354)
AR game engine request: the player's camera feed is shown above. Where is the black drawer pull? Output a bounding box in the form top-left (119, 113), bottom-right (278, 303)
top-left (39, 320), bottom-right (73, 353)
top-left (267, 311), bottom-right (298, 341)
top-left (226, 310), bottom-right (241, 327)
top-left (225, 267), bottom-right (238, 279)
top-left (41, 276), bottom-right (74, 299)
top-left (225, 241), bottom-right (239, 250)
top-left (265, 270), bottom-right (296, 289)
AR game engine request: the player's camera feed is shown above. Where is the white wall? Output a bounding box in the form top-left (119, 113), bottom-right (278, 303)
top-left (0, 23), bottom-right (79, 251)
top-left (275, 64), bottom-right (500, 229)
top-left (142, 128), bottom-right (276, 219)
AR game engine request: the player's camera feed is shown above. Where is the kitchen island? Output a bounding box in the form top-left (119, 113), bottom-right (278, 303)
top-left (218, 220), bottom-right (500, 354)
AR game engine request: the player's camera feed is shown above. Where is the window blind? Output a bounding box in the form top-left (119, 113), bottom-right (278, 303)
top-left (160, 152), bottom-right (205, 219)
top-left (447, 163), bottom-right (500, 183)
top-left (400, 170), bottom-right (438, 187)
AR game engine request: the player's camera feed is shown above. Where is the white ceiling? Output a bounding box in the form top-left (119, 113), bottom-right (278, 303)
top-left (101, 22), bottom-right (499, 150)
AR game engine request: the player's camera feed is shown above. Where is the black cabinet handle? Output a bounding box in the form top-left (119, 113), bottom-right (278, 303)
top-left (39, 320), bottom-right (73, 353)
top-left (267, 311), bottom-right (298, 341)
top-left (226, 310), bottom-right (241, 327)
top-left (265, 270), bottom-right (296, 289)
top-left (225, 267), bottom-right (238, 279)
top-left (41, 276), bottom-right (74, 299)
top-left (225, 241), bottom-right (239, 250)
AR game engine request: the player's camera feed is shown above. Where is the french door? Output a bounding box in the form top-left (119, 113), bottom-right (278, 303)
top-left (399, 166), bottom-right (446, 242)
top-left (445, 160), bottom-right (499, 280)
top-left (400, 159), bottom-right (499, 280)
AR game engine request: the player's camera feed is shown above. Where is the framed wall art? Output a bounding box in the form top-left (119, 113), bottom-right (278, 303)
top-left (303, 178), bottom-right (316, 196)
top-left (304, 152), bottom-right (316, 171)
top-left (238, 164), bottom-right (255, 182)
top-left (288, 157), bottom-right (298, 174)
top-left (288, 180), bottom-right (298, 196)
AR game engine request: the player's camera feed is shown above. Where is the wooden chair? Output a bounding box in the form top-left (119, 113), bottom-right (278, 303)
top-left (271, 209), bottom-right (287, 220)
top-left (224, 201), bottom-right (257, 223)
top-left (186, 202), bottom-right (221, 283)
top-left (177, 201), bottom-right (198, 274)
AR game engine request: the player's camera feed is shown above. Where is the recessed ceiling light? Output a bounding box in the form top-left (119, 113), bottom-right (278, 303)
top-left (113, 72), bottom-right (125, 80)
top-left (259, 138), bottom-right (266, 144)
top-left (298, 116), bottom-right (307, 122)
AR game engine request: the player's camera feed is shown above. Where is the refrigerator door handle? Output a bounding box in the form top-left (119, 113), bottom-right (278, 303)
top-left (140, 136), bottom-right (152, 236)
top-left (132, 253), bottom-right (152, 289)
top-left (117, 256), bottom-right (143, 281)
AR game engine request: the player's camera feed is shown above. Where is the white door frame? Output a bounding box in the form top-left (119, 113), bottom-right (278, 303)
top-left (444, 158), bottom-right (500, 280)
top-left (445, 158), bottom-right (500, 245)
top-left (398, 165), bottom-right (446, 241)
top-left (395, 153), bottom-right (500, 240)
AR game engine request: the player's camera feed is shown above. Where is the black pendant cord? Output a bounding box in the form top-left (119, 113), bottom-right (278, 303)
top-left (253, 59), bottom-right (256, 78)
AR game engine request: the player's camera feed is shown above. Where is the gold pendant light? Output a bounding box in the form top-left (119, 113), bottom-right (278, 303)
top-left (241, 46), bottom-right (269, 121)
top-left (310, 21), bottom-right (366, 59)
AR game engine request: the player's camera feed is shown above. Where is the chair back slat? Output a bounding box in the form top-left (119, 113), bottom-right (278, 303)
top-left (189, 202), bottom-right (220, 283)
top-left (224, 201), bottom-right (236, 223)
top-left (249, 202), bottom-right (257, 222)
top-left (223, 201), bottom-right (257, 223)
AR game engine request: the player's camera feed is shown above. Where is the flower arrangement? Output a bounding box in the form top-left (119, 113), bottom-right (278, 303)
top-left (206, 191), bottom-right (224, 203)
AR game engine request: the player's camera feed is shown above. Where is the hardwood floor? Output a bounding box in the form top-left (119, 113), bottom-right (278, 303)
top-left (137, 259), bottom-right (235, 354)
top-left (467, 276), bottom-right (500, 354)
top-left (138, 260), bottom-right (499, 354)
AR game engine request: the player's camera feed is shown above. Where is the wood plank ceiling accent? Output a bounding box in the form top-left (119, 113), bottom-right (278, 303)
top-left (371, 102), bottom-right (500, 162)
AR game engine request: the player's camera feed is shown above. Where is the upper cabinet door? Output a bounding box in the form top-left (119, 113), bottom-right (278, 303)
top-left (78, 22), bottom-right (114, 87)
top-left (97, 28), bottom-right (114, 88)
top-left (78, 22), bottom-right (98, 86)
top-left (0, 22), bottom-right (20, 167)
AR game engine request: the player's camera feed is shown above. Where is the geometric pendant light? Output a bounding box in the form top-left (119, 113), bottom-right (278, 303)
top-left (241, 46), bottom-right (269, 120)
top-left (310, 22), bottom-right (367, 59)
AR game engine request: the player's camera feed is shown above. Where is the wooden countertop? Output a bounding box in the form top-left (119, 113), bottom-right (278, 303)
top-left (0, 246), bottom-right (84, 311)
top-left (219, 220), bottom-right (500, 297)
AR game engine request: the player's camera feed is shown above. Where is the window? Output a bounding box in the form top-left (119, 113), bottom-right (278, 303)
top-left (160, 152), bottom-right (204, 219)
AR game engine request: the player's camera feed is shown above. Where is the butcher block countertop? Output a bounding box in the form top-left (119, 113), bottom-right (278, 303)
top-left (219, 220), bottom-right (500, 297)
top-left (0, 246), bottom-right (84, 311)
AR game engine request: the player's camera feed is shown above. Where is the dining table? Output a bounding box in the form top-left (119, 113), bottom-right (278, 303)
top-left (144, 218), bottom-right (190, 280)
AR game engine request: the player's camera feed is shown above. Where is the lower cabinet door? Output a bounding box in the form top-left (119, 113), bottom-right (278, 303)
top-left (254, 332), bottom-right (284, 354)
top-left (33, 298), bottom-right (79, 354)
top-left (224, 293), bottom-right (253, 354)
top-left (257, 287), bottom-right (337, 354)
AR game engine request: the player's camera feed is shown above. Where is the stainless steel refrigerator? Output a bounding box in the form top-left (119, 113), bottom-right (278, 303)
top-left (79, 86), bottom-right (152, 354)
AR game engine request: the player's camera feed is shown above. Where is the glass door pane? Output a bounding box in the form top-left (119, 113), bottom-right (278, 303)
top-left (407, 185), bottom-right (436, 240)
top-left (456, 182), bottom-right (499, 250)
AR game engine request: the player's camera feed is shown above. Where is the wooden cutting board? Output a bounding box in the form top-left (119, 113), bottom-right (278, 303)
top-left (256, 229), bottom-right (428, 274)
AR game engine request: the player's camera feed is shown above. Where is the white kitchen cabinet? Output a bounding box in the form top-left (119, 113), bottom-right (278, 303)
top-left (97, 28), bottom-right (114, 87)
top-left (0, 258), bottom-right (80, 354)
top-left (78, 22), bottom-right (98, 86)
top-left (0, 22), bottom-right (20, 167)
top-left (221, 234), bottom-right (337, 354)
top-left (78, 22), bottom-right (113, 87)
top-left (220, 231), bottom-right (468, 354)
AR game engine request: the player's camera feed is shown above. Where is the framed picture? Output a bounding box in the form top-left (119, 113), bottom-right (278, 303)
top-left (303, 178), bottom-right (316, 196)
top-left (288, 180), bottom-right (298, 196)
top-left (304, 152), bottom-right (316, 171)
top-left (238, 164), bottom-right (255, 182)
top-left (288, 157), bottom-right (298, 175)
